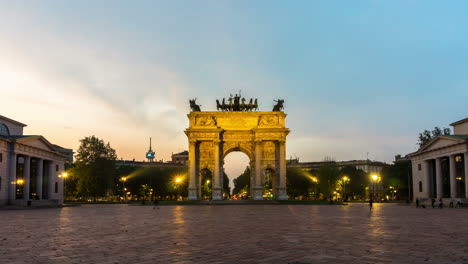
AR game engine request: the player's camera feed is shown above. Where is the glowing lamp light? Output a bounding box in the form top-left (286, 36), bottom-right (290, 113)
top-left (121, 177), bottom-right (127, 182)
top-left (176, 177), bottom-right (182, 183)
top-left (16, 179), bottom-right (24, 185)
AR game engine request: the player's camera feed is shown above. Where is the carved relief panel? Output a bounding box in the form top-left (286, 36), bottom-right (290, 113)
top-left (262, 141), bottom-right (276, 160)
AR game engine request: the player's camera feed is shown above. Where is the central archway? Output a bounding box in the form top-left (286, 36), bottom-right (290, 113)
top-left (224, 151), bottom-right (250, 198)
top-left (185, 111), bottom-right (289, 200)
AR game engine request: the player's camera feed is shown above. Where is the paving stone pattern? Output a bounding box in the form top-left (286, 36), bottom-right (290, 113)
top-left (1, 203), bottom-right (468, 264)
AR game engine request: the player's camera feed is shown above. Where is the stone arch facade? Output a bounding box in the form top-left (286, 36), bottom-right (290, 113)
top-left (185, 111), bottom-right (290, 200)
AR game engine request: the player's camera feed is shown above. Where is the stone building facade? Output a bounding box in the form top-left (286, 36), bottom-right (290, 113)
top-left (408, 118), bottom-right (468, 203)
top-left (0, 115), bottom-right (71, 206)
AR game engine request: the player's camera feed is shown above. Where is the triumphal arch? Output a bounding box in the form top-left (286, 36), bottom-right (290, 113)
top-left (185, 96), bottom-right (290, 200)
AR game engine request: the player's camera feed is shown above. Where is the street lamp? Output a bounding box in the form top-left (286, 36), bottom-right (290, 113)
top-left (311, 176), bottom-right (318, 200)
top-left (121, 177), bottom-right (127, 202)
top-left (59, 172), bottom-right (69, 201)
top-left (175, 177), bottom-right (183, 200)
top-left (370, 174), bottom-right (380, 200)
top-left (342, 176), bottom-right (349, 201)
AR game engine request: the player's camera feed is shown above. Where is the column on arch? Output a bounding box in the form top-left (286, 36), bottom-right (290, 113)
top-left (212, 139), bottom-right (223, 201)
top-left (23, 156), bottom-right (31, 200)
top-left (449, 155), bottom-right (457, 198)
top-left (435, 158), bottom-right (443, 199)
top-left (277, 140), bottom-right (287, 200)
top-left (188, 140), bottom-right (198, 200)
top-left (253, 140), bottom-right (263, 200)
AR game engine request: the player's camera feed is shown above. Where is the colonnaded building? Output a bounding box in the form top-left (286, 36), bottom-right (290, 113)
top-left (408, 118), bottom-right (468, 203)
top-left (0, 115), bottom-right (72, 206)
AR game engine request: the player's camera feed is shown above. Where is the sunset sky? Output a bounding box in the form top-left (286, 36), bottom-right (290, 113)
top-left (1, 1), bottom-right (467, 182)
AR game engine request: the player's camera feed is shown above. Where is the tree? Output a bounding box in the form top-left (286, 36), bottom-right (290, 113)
top-left (74, 136), bottom-right (117, 200)
top-left (116, 166), bottom-right (188, 200)
top-left (340, 166), bottom-right (367, 199)
top-left (233, 166), bottom-right (250, 196)
top-left (286, 168), bottom-right (311, 198)
top-left (381, 159), bottom-right (412, 200)
top-left (223, 172), bottom-right (230, 198)
top-left (316, 157), bottom-right (340, 199)
top-left (418, 127), bottom-right (451, 149)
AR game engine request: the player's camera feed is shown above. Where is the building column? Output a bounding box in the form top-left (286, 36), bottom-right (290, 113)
top-left (188, 140), bottom-right (198, 200)
top-left (435, 158), bottom-right (443, 199)
top-left (48, 161), bottom-right (55, 199)
top-left (8, 153), bottom-right (17, 202)
top-left (449, 155), bottom-right (457, 198)
top-left (23, 156), bottom-right (31, 200)
top-left (253, 140), bottom-right (263, 200)
top-left (424, 160), bottom-right (431, 198)
top-left (277, 140), bottom-right (287, 200)
top-left (212, 140), bottom-right (222, 201)
top-left (36, 159), bottom-right (43, 199)
top-left (465, 152), bottom-right (468, 199)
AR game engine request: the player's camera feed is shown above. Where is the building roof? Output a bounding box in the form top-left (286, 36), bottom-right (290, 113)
top-left (442, 135), bottom-right (468, 140)
top-left (0, 115), bottom-right (27, 127)
top-left (450, 118), bottom-right (468, 126)
top-left (407, 134), bottom-right (468, 157)
top-left (52, 144), bottom-right (74, 154)
top-left (172, 150), bottom-right (188, 156)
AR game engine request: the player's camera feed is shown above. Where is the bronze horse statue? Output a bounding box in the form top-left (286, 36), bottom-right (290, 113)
top-left (189, 98), bottom-right (201, 112)
top-left (272, 99), bottom-right (284, 111)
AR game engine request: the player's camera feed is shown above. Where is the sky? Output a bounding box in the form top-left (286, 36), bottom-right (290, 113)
top-left (1, 1), bottom-right (468, 184)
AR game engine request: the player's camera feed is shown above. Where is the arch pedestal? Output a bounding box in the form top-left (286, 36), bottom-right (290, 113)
top-left (185, 111), bottom-right (290, 200)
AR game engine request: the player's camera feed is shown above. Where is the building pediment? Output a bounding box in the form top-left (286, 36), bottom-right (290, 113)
top-left (419, 136), bottom-right (466, 152)
top-left (16, 136), bottom-right (58, 152)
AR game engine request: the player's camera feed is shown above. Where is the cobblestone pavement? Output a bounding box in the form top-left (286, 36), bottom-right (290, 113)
top-left (1, 203), bottom-right (468, 264)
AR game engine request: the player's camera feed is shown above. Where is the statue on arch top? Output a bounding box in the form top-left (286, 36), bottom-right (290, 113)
top-left (272, 99), bottom-right (284, 111)
top-left (189, 98), bottom-right (201, 112)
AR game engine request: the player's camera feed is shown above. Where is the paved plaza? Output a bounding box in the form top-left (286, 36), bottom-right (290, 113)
top-left (1, 203), bottom-right (468, 264)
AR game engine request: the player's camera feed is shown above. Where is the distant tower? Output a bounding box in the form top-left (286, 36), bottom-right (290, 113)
top-left (146, 137), bottom-right (156, 162)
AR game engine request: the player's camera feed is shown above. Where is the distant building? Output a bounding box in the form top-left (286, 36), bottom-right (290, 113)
top-left (116, 159), bottom-right (187, 169)
top-left (287, 158), bottom-right (387, 174)
top-left (0, 115), bottom-right (71, 206)
top-left (145, 137), bottom-right (155, 162)
top-left (408, 118), bottom-right (468, 203)
top-left (171, 151), bottom-right (188, 165)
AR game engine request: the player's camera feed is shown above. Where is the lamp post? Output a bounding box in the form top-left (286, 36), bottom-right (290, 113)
top-left (121, 177), bottom-right (127, 202)
top-left (311, 177), bottom-right (318, 200)
top-left (59, 172), bottom-right (69, 201)
top-left (370, 174), bottom-right (380, 201)
top-left (342, 176), bottom-right (349, 201)
top-left (175, 177), bottom-right (182, 200)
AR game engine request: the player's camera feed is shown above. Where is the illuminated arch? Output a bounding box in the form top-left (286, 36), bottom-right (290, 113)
top-left (185, 111), bottom-right (289, 200)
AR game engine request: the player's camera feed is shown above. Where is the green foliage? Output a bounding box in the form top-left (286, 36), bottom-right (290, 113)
top-left (139, 184), bottom-right (151, 200)
top-left (418, 127), bottom-right (451, 148)
top-left (340, 166), bottom-right (367, 197)
top-left (316, 157), bottom-right (340, 198)
top-left (286, 168), bottom-right (311, 197)
top-left (200, 169), bottom-right (212, 199)
top-left (381, 160), bottom-right (412, 200)
top-left (232, 166), bottom-right (250, 195)
top-left (116, 166), bottom-right (188, 199)
top-left (74, 136), bottom-right (117, 199)
top-left (223, 172), bottom-right (231, 197)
